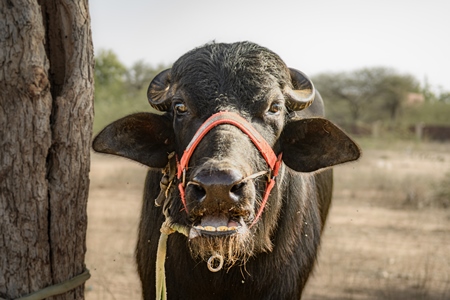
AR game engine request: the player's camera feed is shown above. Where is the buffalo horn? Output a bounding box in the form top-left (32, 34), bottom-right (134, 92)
top-left (285, 68), bottom-right (315, 111)
top-left (147, 69), bottom-right (172, 111)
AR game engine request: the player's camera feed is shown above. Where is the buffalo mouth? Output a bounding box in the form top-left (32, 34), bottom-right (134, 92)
top-left (187, 212), bottom-right (255, 268)
top-left (189, 214), bottom-right (248, 239)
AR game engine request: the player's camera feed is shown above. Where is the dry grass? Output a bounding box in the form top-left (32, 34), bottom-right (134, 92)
top-left (86, 156), bottom-right (144, 299)
top-left (303, 140), bottom-right (450, 300)
top-left (85, 140), bottom-right (450, 299)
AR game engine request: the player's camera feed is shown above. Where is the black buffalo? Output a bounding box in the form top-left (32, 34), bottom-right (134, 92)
top-left (93, 41), bottom-right (360, 299)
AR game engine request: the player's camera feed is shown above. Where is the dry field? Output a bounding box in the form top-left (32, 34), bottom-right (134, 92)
top-left (85, 140), bottom-right (450, 300)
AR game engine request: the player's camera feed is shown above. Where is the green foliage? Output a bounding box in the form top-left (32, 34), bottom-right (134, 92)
top-left (313, 67), bottom-right (421, 125)
top-left (95, 49), bottom-right (127, 87)
top-left (93, 52), bottom-right (449, 141)
top-left (93, 49), bottom-right (169, 133)
top-left (439, 91), bottom-right (450, 103)
top-left (402, 101), bottom-right (450, 126)
top-left (125, 60), bottom-right (167, 95)
top-left (420, 77), bottom-right (438, 103)
top-left (376, 72), bottom-right (420, 122)
top-left (312, 67), bottom-right (449, 140)
top-left (422, 80), bottom-right (450, 103)
top-left (94, 49), bottom-right (127, 115)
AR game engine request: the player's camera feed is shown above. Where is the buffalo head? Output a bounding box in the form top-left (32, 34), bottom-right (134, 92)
top-left (93, 42), bottom-right (360, 271)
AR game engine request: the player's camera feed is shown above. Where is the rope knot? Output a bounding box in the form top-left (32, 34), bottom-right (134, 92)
top-left (160, 222), bottom-right (175, 235)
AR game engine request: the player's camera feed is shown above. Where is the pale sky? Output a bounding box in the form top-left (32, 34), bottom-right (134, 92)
top-left (89, 0), bottom-right (450, 92)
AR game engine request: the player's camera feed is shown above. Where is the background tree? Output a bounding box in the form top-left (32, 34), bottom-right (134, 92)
top-left (94, 49), bottom-right (126, 103)
top-left (125, 60), bottom-right (166, 95)
top-left (93, 50), bottom-right (168, 132)
top-left (312, 68), bottom-right (380, 124)
top-left (0, 1), bottom-right (93, 299)
top-left (421, 76), bottom-right (439, 103)
top-left (438, 91), bottom-right (450, 103)
top-left (377, 72), bottom-right (419, 122)
top-left (94, 49), bottom-right (127, 86)
top-left (313, 67), bottom-right (419, 125)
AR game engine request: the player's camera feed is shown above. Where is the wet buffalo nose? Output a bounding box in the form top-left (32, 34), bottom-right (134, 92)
top-left (187, 169), bottom-right (246, 204)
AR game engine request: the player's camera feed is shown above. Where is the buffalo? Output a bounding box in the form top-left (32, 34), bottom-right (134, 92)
top-left (93, 41), bottom-right (360, 299)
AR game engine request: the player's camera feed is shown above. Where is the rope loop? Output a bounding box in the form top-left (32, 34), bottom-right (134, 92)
top-left (207, 253), bottom-right (224, 272)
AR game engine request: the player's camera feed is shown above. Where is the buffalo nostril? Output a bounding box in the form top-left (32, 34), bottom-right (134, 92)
top-left (230, 181), bottom-right (245, 195)
top-left (229, 181), bottom-right (246, 203)
top-left (189, 168), bottom-right (247, 205)
top-left (187, 183), bottom-right (207, 202)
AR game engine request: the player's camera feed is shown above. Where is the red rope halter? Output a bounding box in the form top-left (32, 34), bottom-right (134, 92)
top-left (176, 111), bottom-right (283, 227)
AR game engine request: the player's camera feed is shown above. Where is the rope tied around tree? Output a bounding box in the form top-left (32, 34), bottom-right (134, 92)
top-left (0, 268), bottom-right (91, 300)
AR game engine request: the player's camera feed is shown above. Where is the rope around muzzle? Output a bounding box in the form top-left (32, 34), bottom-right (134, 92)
top-left (155, 112), bottom-right (284, 299)
top-left (156, 170), bottom-right (273, 299)
top-left (176, 111), bottom-right (283, 222)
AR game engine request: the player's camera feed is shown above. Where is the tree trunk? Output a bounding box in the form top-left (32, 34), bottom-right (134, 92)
top-left (0, 0), bottom-right (93, 299)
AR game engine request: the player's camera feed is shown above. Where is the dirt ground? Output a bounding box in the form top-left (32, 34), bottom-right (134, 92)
top-left (85, 141), bottom-right (450, 299)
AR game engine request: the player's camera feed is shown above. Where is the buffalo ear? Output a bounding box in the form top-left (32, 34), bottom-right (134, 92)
top-left (92, 113), bottom-right (175, 168)
top-left (280, 118), bottom-right (361, 172)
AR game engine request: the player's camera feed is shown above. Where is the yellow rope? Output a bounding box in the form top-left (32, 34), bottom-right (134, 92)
top-left (14, 268), bottom-right (90, 300)
top-left (156, 220), bottom-right (189, 300)
top-left (156, 231), bottom-right (170, 300)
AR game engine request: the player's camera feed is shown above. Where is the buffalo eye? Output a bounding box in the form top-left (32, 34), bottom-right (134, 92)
top-left (173, 101), bottom-right (188, 115)
top-left (266, 102), bottom-right (283, 116)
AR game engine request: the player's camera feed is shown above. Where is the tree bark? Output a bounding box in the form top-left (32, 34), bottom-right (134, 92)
top-left (0, 0), bottom-right (93, 299)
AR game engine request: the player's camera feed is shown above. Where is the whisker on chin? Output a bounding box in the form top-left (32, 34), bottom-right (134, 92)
top-left (189, 230), bottom-right (255, 269)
